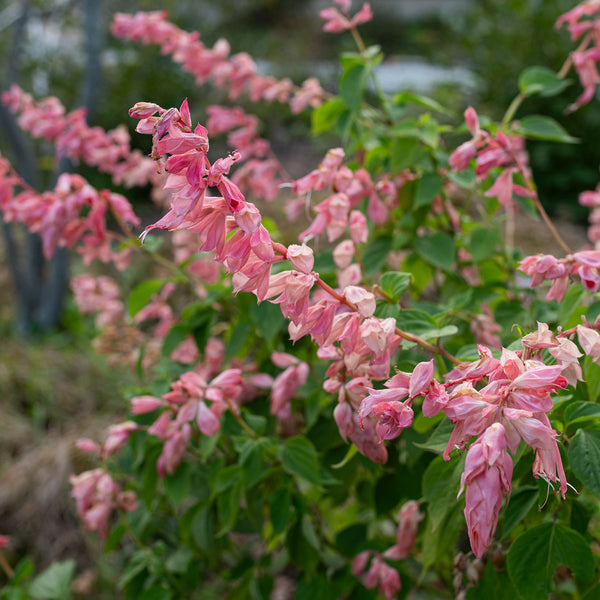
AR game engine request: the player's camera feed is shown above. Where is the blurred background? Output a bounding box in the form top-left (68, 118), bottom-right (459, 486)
top-left (0, 0), bottom-right (595, 595)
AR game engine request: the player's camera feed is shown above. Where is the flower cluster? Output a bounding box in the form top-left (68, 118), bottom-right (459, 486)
top-left (0, 165), bottom-right (138, 264)
top-left (70, 468), bottom-right (138, 539)
top-left (352, 500), bottom-right (424, 599)
top-left (320, 0), bottom-right (373, 34)
top-left (1, 85), bottom-right (159, 191)
top-left (130, 101), bottom-right (411, 460)
top-left (112, 11), bottom-right (325, 113)
top-left (519, 250), bottom-right (600, 301)
top-left (111, 11), bottom-right (325, 202)
top-left (449, 107), bottom-right (532, 211)
top-left (361, 322), bottom-right (580, 558)
top-left (130, 369), bottom-right (247, 476)
top-left (556, 1), bottom-right (600, 112)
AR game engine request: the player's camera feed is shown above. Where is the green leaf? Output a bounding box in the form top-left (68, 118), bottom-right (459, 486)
top-left (118, 550), bottom-right (155, 589)
top-left (217, 477), bottom-right (244, 534)
top-left (128, 279), bottom-right (166, 318)
top-left (393, 91), bottom-right (451, 115)
top-left (518, 66), bottom-right (570, 98)
top-left (213, 464), bottom-right (243, 495)
top-left (311, 98), bottom-right (346, 134)
top-left (191, 506), bottom-right (216, 555)
top-left (250, 301), bottom-right (285, 345)
top-left (278, 436), bottom-right (321, 487)
top-left (584, 357), bottom-right (600, 403)
top-left (507, 522), bottom-right (594, 599)
top-left (394, 309), bottom-right (436, 336)
top-left (390, 137), bottom-right (426, 173)
top-left (568, 429), bottom-right (600, 497)
top-left (514, 115), bottom-right (578, 143)
top-left (467, 227), bottom-right (501, 263)
top-left (415, 173), bottom-right (443, 209)
top-left (447, 168), bottom-right (476, 189)
top-left (269, 488), bottom-right (292, 536)
top-left (415, 232), bottom-right (456, 271)
top-left (467, 561), bottom-right (518, 600)
top-left (500, 486), bottom-right (538, 538)
top-left (379, 271), bottom-right (411, 303)
top-left (340, 64), bottom-right (369, 111)
top-left (565, 402), bottom-right (600, 432)
top-left (161, 324), bottom-right (189, 358)
top-left (225, 321), bottom-right (252, 362)
top-left (164, 462), bottom-right (190, 510)
top-left (362, 234), bottom-right (393, 277)
top-left (140, 587), bottom-right (172, 600)
top-left (422, 455), bottom-right (463, 532)
top-left (165, 547), bottom-right (193, 574)
top-left (413, 418), bottom-right (454, 453)
top-left (29, 560), bottom-right (75, 600)
top-left (558, 284), bottom-right (587, 326)
top-left (287, 517), bottom-right (319, 572)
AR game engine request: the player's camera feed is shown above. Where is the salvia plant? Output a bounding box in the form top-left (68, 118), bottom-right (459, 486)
top-left (3, 1), bottom-right (600, 599)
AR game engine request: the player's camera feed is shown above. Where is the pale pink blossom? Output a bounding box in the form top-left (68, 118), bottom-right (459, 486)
top-left (349, 210), bottom-right (368, 244)
top-left (333, 240), bottom-right (355, 269)
top-left (103, 421), bottom-right (139, 457)
top-left (344, 286), bottom-right (376, 317)
top-left (384, 500), bottom-right (424, 560)
top-left (459, 423), bottom-right (512, 557)
top-left (363, 556), bottom-right (401, 600)
top-left (577, 324), bottom-right (600, 363)
top-left (130, 395), bottom-right (163, 415)
top-left (287, 243), bottom-right (314, 274)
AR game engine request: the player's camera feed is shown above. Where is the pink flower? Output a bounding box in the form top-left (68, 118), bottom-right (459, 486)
top-left (370, 400), bottom-right (414, 441)
top-left (287, 243), bottom-right (314, 274)
top-left (459, 423), bottom-right (513, 558)
top-left (363, 556), bottom-right (401, 600)
top-left (131, 395), bottom-right (164, 414)
top-left (422, 379), bottom-right (449, 417)
top-left (384, 500), bottom-right (424, 560)
top-left (409, 360), bottom-right (434, 398)
top-left (333, 240), bottom-right (355, 269)
top-left (577, 324), bottom-right (600, 363)
top-left (344, 286), bottom-right (376, 317)
top-left (103, 421), bottom-right (139, 457)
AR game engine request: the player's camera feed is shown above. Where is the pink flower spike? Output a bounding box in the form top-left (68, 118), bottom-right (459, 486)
top-left (460, 423), bottom-right (512, 558)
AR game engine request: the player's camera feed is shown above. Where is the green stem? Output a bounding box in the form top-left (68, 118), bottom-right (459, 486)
top-left (501, 92), bottom-right (526, 128)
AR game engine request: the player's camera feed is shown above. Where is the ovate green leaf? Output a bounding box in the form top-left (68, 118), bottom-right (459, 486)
top-left (507, 522), bottom-right (594, 599)
top-left (518, 66), bottom-right (570, 98)
top-left (29, 560), bottom-right (75, 600)
top-left (514, 115), bottom-right (578, 143)
top-left (278, 436), bottom-right (321, 487)
top-left (568, 429), bottom-right (600, 497)
top-left (415, 232), bottom-right (456, 271)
